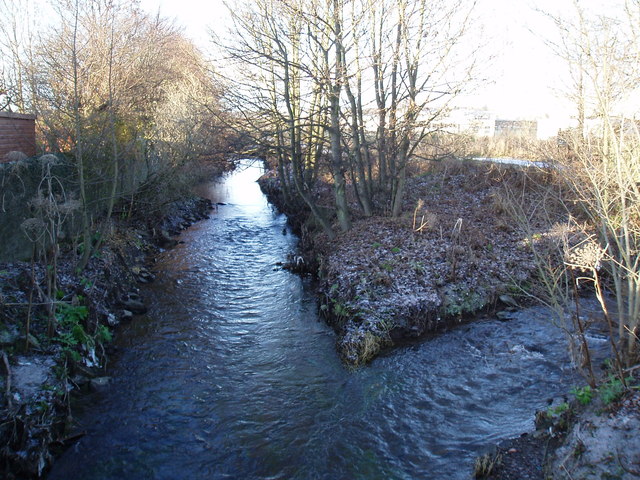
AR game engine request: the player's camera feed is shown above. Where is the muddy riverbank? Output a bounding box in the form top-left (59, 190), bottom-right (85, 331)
top-left (476, 385), bottom-right (640, 479)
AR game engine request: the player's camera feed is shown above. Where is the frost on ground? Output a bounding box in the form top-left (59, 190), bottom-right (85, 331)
top-left (315, 164), bottom-right (544, 366)
top-left (549, 390), bottom-right (640, 479)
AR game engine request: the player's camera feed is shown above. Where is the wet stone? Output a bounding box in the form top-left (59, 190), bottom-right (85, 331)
top-left (496, 310), bottom-right (515, 321)
top-left (122, 299), bottom-right (146, 313)
top-left (106, 313), bottom-right (119, 327)
top-left (499, 294), bottom-right (519, 308)
top-left (27, 333), bottom-right (41, 349)
top-left (137, 269), bottom-right (155, 284)
top-left (71, 375), bottom-right (90, 388)
top-left (89, 377), bottom-right (111, 393)
top-left (158, 230), bottom-right (178, 247)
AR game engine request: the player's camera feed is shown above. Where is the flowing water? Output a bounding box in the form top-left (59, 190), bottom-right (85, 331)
top-left (48, 162), bottom-right (593, 479)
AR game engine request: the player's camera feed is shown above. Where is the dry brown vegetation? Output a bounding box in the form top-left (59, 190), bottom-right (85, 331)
top-left (414, 131), bottom-right (560, 163)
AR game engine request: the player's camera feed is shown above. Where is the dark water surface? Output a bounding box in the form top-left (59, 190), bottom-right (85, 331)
top-left (48, 162), bottom-right (584, 479)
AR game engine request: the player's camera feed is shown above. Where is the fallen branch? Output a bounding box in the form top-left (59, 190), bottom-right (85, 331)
top-left (624, 364), bottom-right (640, 373)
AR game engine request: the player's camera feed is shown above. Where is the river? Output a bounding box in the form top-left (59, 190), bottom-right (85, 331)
top-left (48, 161), bottom-right (588, 479)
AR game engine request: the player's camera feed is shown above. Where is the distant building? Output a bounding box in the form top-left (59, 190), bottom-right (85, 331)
top-left (438, 108), bottom-right (496, 137)
top-left (494, 119), bottom-right (538, 139)
top-left (377, 105), bottom-right (566, 141)
top-left (0, 112), bottom-right (37, 161)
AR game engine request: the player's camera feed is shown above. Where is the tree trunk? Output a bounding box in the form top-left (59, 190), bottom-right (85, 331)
top-left (391, 149), bottom-right (407, 217)
top-left (72, 0), bottom-right (92, 271)
top-left (330, 0), bottom-right (351, 232)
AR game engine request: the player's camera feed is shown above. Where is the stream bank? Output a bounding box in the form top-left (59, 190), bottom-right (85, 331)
top-left (476, 384), bottom-right (640, 479)
top-left (259, 159), bottom-right (547, 367)
top-left (259, 158), bottom-right (640, 478)
top-left (0, 194), bottom-right (214, 479)
top-left (7, 159), bottom-right (636, 479)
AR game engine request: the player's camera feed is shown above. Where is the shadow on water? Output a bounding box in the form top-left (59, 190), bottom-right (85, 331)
top-left (48, 161), bottom-right (593, 479)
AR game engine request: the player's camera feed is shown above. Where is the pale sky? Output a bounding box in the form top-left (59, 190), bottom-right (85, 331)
top-left (139, 0), bottom-right (617, 128)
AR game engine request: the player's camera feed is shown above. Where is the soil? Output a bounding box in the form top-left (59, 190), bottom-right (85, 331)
top-left (478, 433), bottom-right (554, 480)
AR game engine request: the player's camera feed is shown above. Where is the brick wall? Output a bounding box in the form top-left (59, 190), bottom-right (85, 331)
top-left (0, 112), bottom-right (37, 160)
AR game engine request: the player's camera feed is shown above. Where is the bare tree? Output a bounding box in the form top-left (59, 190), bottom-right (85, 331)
top-left (217, 0), bottom-right (479, 229)
top-left (529, 0), bottom-right (640, 378)
top-left (0, 0), bottom-right (228, 267)
top-left (218, 0), bottom-right (338, 238)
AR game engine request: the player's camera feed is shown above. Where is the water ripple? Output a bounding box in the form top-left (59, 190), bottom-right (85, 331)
top-left (48, 164), bottom-right (593, 480)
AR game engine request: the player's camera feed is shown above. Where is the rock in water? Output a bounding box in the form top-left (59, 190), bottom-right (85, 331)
top-left (89, 377), bottom-right (111, 393)
top-left (122, 298), bottom-right (147, 314)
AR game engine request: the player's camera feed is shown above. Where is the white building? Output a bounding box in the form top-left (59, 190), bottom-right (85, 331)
top-left (438, 108), bottom-right (496, 137)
